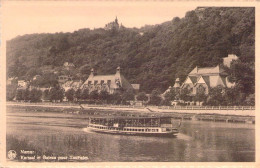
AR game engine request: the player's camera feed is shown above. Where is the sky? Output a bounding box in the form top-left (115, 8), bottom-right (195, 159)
top-left (2, 1), bottom-right (197, 40)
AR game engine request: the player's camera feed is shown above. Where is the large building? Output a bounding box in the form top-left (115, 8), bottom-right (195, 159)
top-left (62, 80), bottom-right (83, 91)
top-left (223, 54), bottom-right (238, 68)
top-left (81, 67), bottom-right (134, 94)
top-left (104, 17), bottom-right (120, 30)
top-left (181, 65), bottom-right (234, 95)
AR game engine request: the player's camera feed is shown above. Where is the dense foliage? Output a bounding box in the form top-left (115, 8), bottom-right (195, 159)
top-left (7, 7), bottom-right (255, 95)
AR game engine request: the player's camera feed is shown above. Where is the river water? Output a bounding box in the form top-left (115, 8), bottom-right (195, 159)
top-left (6, 107), bottom-right (255, 162)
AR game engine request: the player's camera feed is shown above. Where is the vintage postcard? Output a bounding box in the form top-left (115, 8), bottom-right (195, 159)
top-left (0, 0), bottom-right (259, 167)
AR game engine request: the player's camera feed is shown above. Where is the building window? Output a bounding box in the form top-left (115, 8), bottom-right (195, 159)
top-left (94, 80), bottom-right (98, 85)
top-left (88, 81), bottom-right (92, 85)
top-left (107, 80), bottom-right (111, 86)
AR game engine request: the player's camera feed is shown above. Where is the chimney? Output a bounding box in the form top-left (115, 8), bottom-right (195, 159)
top-left (90, 68), bottom-right (94, 78)
top-left (173, 78), bottom-right (180, 88)
top-left (116, 66), bottom-right (120, 74)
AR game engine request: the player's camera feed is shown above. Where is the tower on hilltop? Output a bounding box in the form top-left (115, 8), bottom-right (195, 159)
top-left (105, 16), bottom-right (120, 30)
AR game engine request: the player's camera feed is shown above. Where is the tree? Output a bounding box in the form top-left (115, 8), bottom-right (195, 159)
top-left (81, 88), bottom-right (89, 100)
top-left (23, 89), bottom-right (30, 101)
top-left (15, 89), bottom-right (24, 101)
top-left (56, 88), bottom-right (64, 102)
top-left (244, 93), bottom-right (255, 106)
top-left (136, 92), bottom-right (148, 101)
top-left (193, 85), bottom-right (207, 105)
top-left (89, 90), bottom-right (99, 101)
top-left (29, 89), bottom-right (42, 102)
top-left (49, 87), bottom-right (64, 102)
top-left (206, 86), bottom-right (225, 106)
top-left (6, 85), bottom-right (17, 101)
top-left (149, 89), bottom-right (162, 106)
top-left (110, 92), bottom-right (122, 104)
top-left (99, 90), bottom-right (109, 102)
top-left (179, 87), bottom-right (192, 102)
top-left (74, 89), bottom-right (81, 101)
top-left (121, 90), bottom-right (135, 103)
top-left (42, 89), bottom-right (50, 101)
top-left (164, 88), bottom-right (177, 102)
top-left (65, 89), bottom-right (75, 102)
top-left (224, 86), bottom-right (247, 106)
top-left (229, 60), bottom-right (255, 95)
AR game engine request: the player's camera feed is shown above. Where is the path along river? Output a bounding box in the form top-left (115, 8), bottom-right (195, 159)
top-left (6, 106), bottom-right (255, 162)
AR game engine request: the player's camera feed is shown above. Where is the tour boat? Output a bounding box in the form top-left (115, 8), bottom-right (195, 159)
top-left (87, 116), bottom-right (180, 137)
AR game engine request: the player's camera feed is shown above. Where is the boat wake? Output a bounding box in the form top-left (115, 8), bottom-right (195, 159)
top-left (176, 133), bottom-right (192, 141)
top-left (82, 128), bottom-right (94, 133)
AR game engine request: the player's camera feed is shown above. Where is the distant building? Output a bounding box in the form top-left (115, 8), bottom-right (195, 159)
top-left (58, 75), bottom-right (72, 84)
top-left (63, 62), bottom-right (75, 70)
top-left (223, 54), bottom-right (238, 68)
top-left (62, 80), bottom-right (83, 91)
top-left (181, 65), bottom-right (234, 95)
top-left (81, 67), bottom-right (134, 94)
top-left (62, 81), bottom-right (74, 92)
top-left (163, 78), bottom-right (181, 96)
top-left (105, 17), bottom-right (120, 30)
top-left (70, 80), bottom-right (84, 91)
top-left (33, 75), bottom-right (41, 81)
top-left (7, 77), bottom-right (17, 85)
top-left (131, 84), bottom-right (140, 93)
top-left (17, 80), bottom-right (28, 89)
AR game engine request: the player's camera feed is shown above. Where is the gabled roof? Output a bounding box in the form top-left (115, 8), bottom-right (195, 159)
top-left (195, 75), bottom-right (227, 88)
top-left (190, 76), bottom-right (198, 84)
top-left (62, 81), bottom-right (74, 87)
top-left (196, 76), bottom-right (210, 86)
top-left (71, 81), bottom-right (83, 88)
top-left (189, 65), bottom-right (227, 76)
top-left (84, 69), bottom-right (133, 90)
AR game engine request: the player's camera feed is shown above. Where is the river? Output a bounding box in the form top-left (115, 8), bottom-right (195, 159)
top-left (6, 107), bottom-right (255, 162)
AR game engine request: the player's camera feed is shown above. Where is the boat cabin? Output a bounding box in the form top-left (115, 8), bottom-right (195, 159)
top-left (89, 117), bottom-right (174, 128)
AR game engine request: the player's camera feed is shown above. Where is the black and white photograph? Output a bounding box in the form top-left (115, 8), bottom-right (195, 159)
top-left (1, 1), bottom-right (257, 165)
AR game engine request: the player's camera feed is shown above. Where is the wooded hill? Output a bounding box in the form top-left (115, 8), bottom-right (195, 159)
top-left (7, 7), bottom-right (255, 94)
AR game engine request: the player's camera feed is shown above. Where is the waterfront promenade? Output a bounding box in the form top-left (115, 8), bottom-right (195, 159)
top-left (6, 102), bottom-right (255, 117)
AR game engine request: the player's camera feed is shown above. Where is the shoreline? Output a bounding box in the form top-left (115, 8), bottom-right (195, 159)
top-left (7, 102), bottom-right (255, 124)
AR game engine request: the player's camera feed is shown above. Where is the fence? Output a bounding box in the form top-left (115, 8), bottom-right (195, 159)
top-left (7, 101), bottom-right (255, 111)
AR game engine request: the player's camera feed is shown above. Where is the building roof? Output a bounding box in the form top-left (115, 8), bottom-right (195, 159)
top-left (189, 65), bottom-right (227, 76)
top-left (83, 67), bottom-right (133, 91)
top-left (194, 75), bottom-right (227, 88)
top-left (64, 62), bottom-right (75, 67)
top-left (131, 84), bottom-right (140, 90)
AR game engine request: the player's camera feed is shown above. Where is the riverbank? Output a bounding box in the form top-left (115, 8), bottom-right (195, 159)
top-left (6, 107), bottom-right (255, 162)
top-left (7, 102), bottom-right (255, 124)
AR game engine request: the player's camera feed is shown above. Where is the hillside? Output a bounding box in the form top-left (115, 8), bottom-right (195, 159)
top-left (6, 7), bottom-right (255, 93)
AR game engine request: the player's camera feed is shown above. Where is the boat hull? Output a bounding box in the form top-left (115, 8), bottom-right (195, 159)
top-left (87, 127), bottom-right (178, 137)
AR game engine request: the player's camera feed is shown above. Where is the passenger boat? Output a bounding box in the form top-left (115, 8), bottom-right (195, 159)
top-left (87, 116), bottom-right (180, 137)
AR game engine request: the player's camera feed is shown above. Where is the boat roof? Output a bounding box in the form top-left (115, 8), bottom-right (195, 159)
top-left (90, 116), bottom-right (172, 120)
